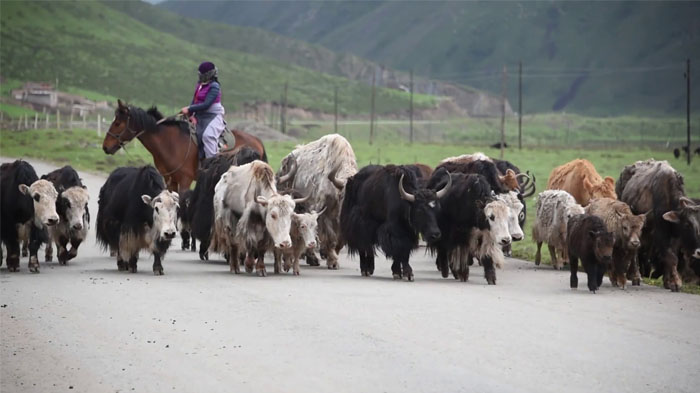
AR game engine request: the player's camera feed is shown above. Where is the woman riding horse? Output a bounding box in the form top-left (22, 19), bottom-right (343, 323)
top-left (180, 61), bottom-right (226, 160)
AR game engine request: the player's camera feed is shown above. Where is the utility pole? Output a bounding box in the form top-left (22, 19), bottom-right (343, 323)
top-left (686, 58), bottom-right (691, 165)
top-left (518, 61), bottom-right (522, 150)
top-left (500, 65), bottom-right (508, 159)
top-left (409, 69), bottom-right (414, 144)
top-left (334, 86), bottom-right (338, 134)
top-left (370, 72), bottom-right (376, 145)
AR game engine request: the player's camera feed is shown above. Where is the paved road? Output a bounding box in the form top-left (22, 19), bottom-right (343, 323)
top-left (2, 158), bottom-right (699, 393)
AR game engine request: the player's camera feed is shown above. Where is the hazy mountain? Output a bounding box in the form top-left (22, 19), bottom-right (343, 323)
top-left (162, 0), bottom-right (700, 116)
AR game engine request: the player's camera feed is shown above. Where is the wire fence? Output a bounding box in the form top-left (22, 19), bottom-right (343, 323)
top-left (1, 61), bottom-right (697, 152)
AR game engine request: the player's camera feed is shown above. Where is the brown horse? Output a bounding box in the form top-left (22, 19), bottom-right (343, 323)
top-left (102, 100), bottom-right (267, 193)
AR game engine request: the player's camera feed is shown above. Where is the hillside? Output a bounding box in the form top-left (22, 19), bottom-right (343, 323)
top-left (102, 0), bottom-right (508, 117)
top-left (163, 0), bottom-right (700, 116)
top-left (0, 0), bottom-right (436, 116)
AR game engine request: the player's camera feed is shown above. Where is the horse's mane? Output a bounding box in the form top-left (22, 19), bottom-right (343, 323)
top-left (129, 105), bottom-right (188, 135)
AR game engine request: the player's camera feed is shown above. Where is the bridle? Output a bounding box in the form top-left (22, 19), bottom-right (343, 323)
top-left (106, 108), bottom-right (193, 180)
top-left (106, 111), bottom-right (145, 151)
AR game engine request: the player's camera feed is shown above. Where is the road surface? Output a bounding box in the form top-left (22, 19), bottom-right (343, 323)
top-left (1, 158), bottom-right (699, 393)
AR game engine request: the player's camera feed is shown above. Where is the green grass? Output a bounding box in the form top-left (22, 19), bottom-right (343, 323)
top-left (0, 0), bottom-right (436, 116)
top-left (643, 278), bottom-right (700, 295)
top-left (2, 126), bottom-right (699, 292)
top-left (0, 103), bottom-right (37, 118)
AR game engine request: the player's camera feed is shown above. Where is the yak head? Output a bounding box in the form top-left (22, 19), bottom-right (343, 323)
top-left (663, 197), bottom-right (700, 260)
top-left (142, 190), bottom-right (179, 241)
top-left (292, 208), bottom-right (325, 250)
top-left (590, 228), bottom-right (614, 266)
top-left (398, 172), bottom-right (452, 243)
top-left (584, 175), bottom-right (617, 200)
top-left (20, 179), bottom-right (59, 227)
top-left (58, 186), bottom-right (90, 232)
top-left (257, 193), bottom-right (309, 249)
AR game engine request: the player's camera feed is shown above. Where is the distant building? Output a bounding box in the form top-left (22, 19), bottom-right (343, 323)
top-left (11, 82), bottom-right (110, 115)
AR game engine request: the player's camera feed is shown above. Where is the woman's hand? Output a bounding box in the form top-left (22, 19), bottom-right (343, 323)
top-left (180, 107), bottom-right (190, 115)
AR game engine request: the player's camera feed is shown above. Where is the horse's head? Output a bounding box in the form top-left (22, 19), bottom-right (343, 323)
top-left (103, 99), bottom-right (140, 154)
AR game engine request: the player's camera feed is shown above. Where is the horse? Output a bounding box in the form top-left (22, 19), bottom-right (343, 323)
top-left (102, 100), bottom-right (267, 193)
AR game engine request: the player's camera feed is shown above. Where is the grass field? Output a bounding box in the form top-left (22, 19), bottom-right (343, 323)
top-left (1, 126), bottom-right (698, 293)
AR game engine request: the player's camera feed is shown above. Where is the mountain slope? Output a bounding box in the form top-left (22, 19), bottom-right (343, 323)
top-left (102, 0), bottom-right (507, 116)
top-left (162, 0), bottom-right (700, 116)
top-left (0, 0), bottom-right (435, 115)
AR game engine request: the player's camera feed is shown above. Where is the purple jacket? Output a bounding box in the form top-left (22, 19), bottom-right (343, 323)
top-left (189, 81), bottom-right (221, 113)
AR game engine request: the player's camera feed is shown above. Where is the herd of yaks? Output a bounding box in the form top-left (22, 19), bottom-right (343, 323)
top-left (1, 134), bottom-right (699, 293)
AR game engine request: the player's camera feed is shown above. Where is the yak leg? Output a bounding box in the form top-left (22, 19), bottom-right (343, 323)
top-left (359, 250), bottom-right (374, 277)
top-left (569, 255), bottom-right (579, 289)
top-left (128, 255), bottom-right (138, 273)
top-left (437, 248), bottom-right (449, 278)
top-left (292, 255), bottom-right (301, 276)
top-left (273, 249), bottom-right (282, 274)
top-left (180, 230), bottom-right (190, 251)
top-left (304, 249), bottom-right (320, 266)
top-left (152, 253), bottom-right (164, 275)
top-left (45, 239), bottom-right (54, 262)
top-left (228, 244), bottom-right (240, 274)
top-left (661, 248), bottom-right (682, 292)
top-left (548, 244), bottom-right (560, 270)
top-left (586, 260), bottom-right (599, 293)
top-left (255, 250), bottom-right (267, 277)
top-left (199, 237), bottom-right (210, 261)
top-left (325, 243), bottom-right (339, 270)
top-left (116, 250), bottom-right (127, 271)
top-left (535, 241), bottom-right (543, 266)
top-left (56, 235), bottom-right (70, 265)
top-left (28, 226), bottom-right (44, 273)
top-left (66, 238), bottom-right (82, 261)
top-left (244, 251), bottom-right (255, 273)
top-left (481, 255), bottom-right (497, 285)
top-left (627, 252), bottom-right (642, 286)
top-left (5, 239), bottom-right (21, 272)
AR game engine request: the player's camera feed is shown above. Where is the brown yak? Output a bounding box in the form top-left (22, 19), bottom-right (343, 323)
top-left (546, 159), bottom-right (616, 206)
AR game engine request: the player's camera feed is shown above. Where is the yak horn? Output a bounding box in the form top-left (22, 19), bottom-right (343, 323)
top-left (277, 156), bottom-right (297, 184)
top-left (328, 166), bottom-right (345, 190)
top-left (435, 171), bottom-right (452, 199)
top-left (522, 172), bottom-right (537, 198)
top-left (398, 174), bottom-right (415, 202)
top-left (315, 206), bottom-right (327, 216)
top-left (292, 194), bottom-right (310, 205)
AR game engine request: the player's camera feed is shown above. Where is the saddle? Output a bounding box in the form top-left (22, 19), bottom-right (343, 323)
top-left (160, 114), bottom-right (236, 153)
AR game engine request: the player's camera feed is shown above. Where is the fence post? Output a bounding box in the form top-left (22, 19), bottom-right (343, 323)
top-left (45, 113), bottom-right (49, 129)
top-left (500, 65), bottom-right (508, 159)
top-left (69, 110), bottom-right (74, 130)
top-left (56, 110), bottom-right (60, 129)
top-left (518, 61), bottom-right (522, 150)
top-left (34, 113), bottom-right (38, 129)
top-left (281, 82), bottom-right (288, 134)
top-left (334, 86), bottom-right (338, 134)
top-left (409, 68), bottom-right (414, 144)
top-left (24, 113), bottom-right (29, 129)
top-left (686, 58), bottom-right (691, 165)
top-left (97, 114), bottom-right (101, 136)
top-left (370, 72), bottom-right (376, 145)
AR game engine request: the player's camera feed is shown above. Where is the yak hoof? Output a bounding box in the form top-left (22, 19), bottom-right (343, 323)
top-left (21, 250), bottom-right (28, 257)
top-left (407, 274), bottom-right (414, 282)
top-left (632, 278), bottom-right (641, 286)
top-left (9, 266), bottom-right (19, 273)
top-left (153, 267), bottom-right (164, 275)
top-left (670, 284), bottom-right (680, 292)
top-left (293, 270), bottom-right (300, 276)
top-left (45, 255), bottom-right (53, 262)
top-left (392, 274), bottom-right (401, 280)
top-left (129, 266), bottom-right (137, 273)
top-left (110, 250), bottom-right (117, 257)
top-left (256, 268), bottom-right (267, 277)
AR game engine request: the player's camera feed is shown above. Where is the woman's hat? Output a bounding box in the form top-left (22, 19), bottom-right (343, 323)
top-left (198, 61), bottom-right (216, 74)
